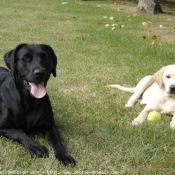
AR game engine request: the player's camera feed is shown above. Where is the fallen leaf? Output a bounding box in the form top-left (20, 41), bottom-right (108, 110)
top-left (110, 17), bottom-right (114, 20)
top-left (151, 40), bottom-right (158, 45)
top-left (59, 36), bottom-right (65, 41)
top-left (105, 24), bottom-right (110, 28)
top-left (111, 27), bottom-right (115, 30)
top-left (163, 146), bottom-right (167, 152)
top-left (142, 22), bottom-right (148, 27)
top-left (142, 36), bottom-right (146, 40)
top-left (152, 35), bottom-right (157, 39)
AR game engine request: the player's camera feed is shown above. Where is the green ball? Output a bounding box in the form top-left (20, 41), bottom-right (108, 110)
top-left (147, 111), bottom-right (161, 122)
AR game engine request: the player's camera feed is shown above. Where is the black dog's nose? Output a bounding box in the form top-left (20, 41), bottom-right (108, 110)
top-left (170, 85), bottom-right (175, 93)
top-left (33, 68), bottom-right (46, 77)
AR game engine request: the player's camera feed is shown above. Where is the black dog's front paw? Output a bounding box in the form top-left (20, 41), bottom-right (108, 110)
top-left (56, 153), bottom-right (76, 166)
top-left (26, 144), bottom-right (48, 158)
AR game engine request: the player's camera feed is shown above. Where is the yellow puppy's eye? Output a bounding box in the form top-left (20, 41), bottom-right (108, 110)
top-left (165, 75), bottom-right (170, 79)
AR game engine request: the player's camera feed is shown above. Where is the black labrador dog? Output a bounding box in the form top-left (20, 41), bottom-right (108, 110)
top-left (0, 44), bottom-right (75, 166)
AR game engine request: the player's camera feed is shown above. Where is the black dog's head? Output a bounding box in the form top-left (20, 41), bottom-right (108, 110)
top-left (4, 44), bottom-right (57, 99)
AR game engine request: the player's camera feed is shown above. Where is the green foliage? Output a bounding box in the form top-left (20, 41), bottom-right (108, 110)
top-left (0, 0), bottom-right (175, 174)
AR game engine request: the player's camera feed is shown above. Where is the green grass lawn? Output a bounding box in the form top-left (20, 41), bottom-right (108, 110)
top-left (0, 0), bottom-right (175, 174)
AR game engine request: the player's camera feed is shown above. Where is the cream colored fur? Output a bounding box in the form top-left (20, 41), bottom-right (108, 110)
top-left (108, 65), bottom-right (175, 129)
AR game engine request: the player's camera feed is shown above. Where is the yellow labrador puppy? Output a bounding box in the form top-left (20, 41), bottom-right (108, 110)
top-left (108, 65), bottom-right (175, 129)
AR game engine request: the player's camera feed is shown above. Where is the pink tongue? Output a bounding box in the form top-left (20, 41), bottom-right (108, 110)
top-left (29, 83), bottom-right (46, 99)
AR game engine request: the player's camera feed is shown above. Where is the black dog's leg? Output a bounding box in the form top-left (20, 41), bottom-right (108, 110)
top-left (44, 126), bottom-right (76, 166)
top-left (0, 128), bottom-right (48, 157)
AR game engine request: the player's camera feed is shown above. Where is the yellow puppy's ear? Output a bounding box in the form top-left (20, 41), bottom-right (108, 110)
top-left (153, 67), bottom-right (165, 88)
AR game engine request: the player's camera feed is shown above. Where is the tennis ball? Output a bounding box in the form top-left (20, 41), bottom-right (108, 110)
top-left (147, 111), bottom-right (161, 122)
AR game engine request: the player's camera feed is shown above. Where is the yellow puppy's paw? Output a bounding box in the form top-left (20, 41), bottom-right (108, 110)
top-left (132, 118), bottom-right (144, 125)
top-left (170, 121), bottom-right (175, 129)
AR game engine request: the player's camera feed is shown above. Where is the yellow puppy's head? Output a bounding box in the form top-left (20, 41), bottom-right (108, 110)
top-left (154, 65), bottom-right (175, 96)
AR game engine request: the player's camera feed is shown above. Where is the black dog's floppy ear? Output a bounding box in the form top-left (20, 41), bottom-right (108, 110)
top-left (4, 44), bottom-right (27, 75)
top-left (52, 53), bottom-right (57, 77)
top-left (49, 46), bottom-right (57, 77)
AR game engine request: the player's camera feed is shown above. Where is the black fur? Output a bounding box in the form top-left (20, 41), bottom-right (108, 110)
top-left (0, 44), bottom-right (75, 166)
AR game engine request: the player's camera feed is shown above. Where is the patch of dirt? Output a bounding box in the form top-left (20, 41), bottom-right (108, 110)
top-left (107, 4), bottom-right (138, 14)
top-left (103, 2), bottom-right (175, 44)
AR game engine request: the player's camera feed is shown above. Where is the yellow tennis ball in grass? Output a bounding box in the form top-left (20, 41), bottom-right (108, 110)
top-left (147, 111), bottom-right (161, 122)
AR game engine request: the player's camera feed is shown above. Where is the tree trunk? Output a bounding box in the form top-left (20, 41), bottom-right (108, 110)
top-left (138, 0), bottom-right (163, 14)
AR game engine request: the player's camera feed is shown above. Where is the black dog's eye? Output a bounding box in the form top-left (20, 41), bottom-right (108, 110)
top-left (43, 56), bottom-right (49, 60)
top-left (22, 57), bottom-right (31, 62)
top-left (40, 52), bottom-right (49, 60)
top-left (165, 75), bottom-right (170, 79)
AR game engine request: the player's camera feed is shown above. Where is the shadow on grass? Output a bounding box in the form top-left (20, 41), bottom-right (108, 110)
top-left (161, 0), bottom-right (175, 8)
top-left (101, 0), bottom-right (175, 10)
